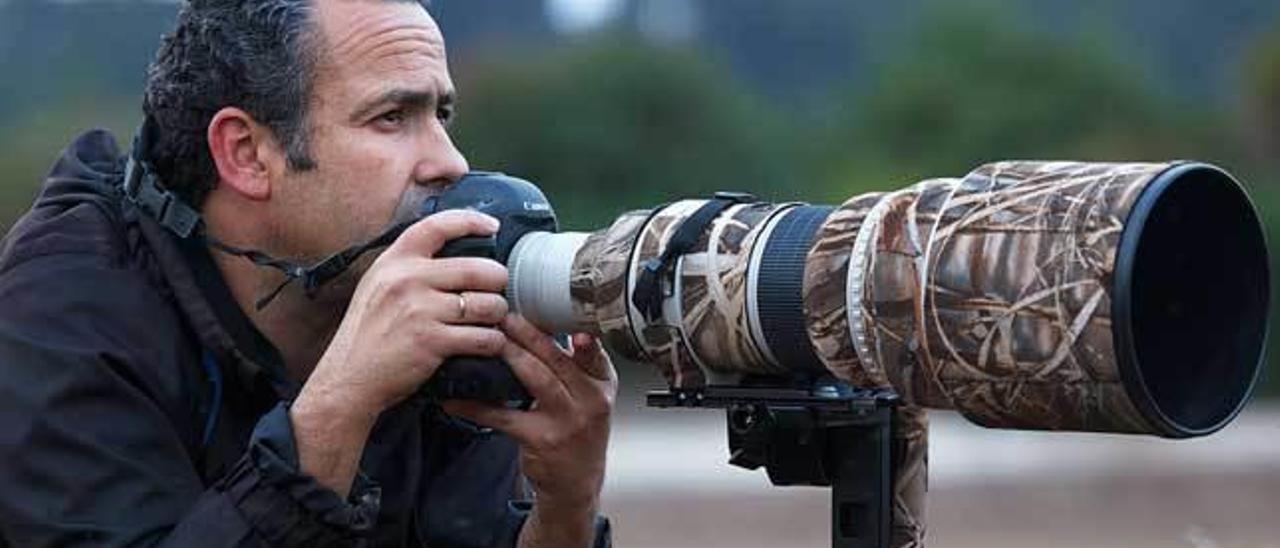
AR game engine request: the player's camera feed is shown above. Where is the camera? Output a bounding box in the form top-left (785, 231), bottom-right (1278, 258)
top-left (439, 162), bottom-right (1268, 438)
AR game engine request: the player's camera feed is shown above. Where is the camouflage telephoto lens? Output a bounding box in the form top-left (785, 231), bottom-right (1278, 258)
top-left (506, 161), bottom-right (1269, 438)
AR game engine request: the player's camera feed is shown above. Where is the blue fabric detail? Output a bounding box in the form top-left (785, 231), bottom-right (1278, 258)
top-left (240, 403), bottom-right (382, 536)
top-left (201, 351), bottom-right (223, 448)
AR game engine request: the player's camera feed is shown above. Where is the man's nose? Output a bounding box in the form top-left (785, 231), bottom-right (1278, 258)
top-left (414, 122), bottom-right (470, 187)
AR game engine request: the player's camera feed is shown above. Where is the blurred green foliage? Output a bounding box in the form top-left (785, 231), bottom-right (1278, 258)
top-left (452, 40), bottom-right (801, 231)
top-left (1240, 26), bottom-right (1280, 400)
top-left (0, 97), bottom-right (139, 232)
top-left (1244, 28), bottom-right (1280, 163)
top-left (833, 7), bottom-right (1223, 178)
top-left (0, 3), bottom-right (1276, 396)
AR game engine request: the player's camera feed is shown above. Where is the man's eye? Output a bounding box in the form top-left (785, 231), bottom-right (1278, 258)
top-left (376, 109), bottom-right (407, 127)
top-left (436, 106), bottom-right (455, 125)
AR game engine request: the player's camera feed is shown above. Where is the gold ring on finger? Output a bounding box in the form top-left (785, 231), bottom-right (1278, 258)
top-left (457, 292), bottom-right (468, 321)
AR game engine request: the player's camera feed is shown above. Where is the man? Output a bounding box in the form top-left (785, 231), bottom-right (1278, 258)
top-left (0, 0), bottom-right (615, 546)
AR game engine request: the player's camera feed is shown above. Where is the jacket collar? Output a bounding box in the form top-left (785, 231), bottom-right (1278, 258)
top-left (78, 128), bottom-right (300, 402)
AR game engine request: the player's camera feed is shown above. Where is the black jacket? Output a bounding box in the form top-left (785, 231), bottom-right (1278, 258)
top-left (0, 130), bottom-right (609, 547)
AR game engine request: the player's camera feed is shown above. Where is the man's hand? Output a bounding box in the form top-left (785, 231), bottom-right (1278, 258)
top-left (442, 314), bottom-right (617, 548)
top-left (291, 209), bottom-right (510, 498)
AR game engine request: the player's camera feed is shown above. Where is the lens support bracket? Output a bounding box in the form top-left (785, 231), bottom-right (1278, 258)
top-left (648, 377), bottom-right (905, 548)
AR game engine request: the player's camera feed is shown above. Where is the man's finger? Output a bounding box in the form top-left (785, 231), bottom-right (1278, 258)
top-left (440, 400), bottom-right (538, 443)
top-left (439, 291), bottom-right (508, 326)
top-left (502, 339), bottom-right (573, 407)
top-left (426, 325), bottom-right (506, 360)
top-left (501, 314), bottom-right (592, 395)
top-left (421, 258), bottom-right (508, 293)
top-left (571, 333), bottom-right (614, 382)
top-left (391, 209), bottom-right (499, 259)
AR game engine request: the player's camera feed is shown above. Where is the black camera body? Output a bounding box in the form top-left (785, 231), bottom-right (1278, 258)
top-left (420, 172), bottom-right (559, 407)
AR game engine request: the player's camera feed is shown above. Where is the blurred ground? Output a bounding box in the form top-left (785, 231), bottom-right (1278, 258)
top-left (600, 398), bottom-right (1280, 548)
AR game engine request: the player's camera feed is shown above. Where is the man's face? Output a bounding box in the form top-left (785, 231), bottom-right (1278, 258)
top-left (267, 0), bottom-right (467, 264)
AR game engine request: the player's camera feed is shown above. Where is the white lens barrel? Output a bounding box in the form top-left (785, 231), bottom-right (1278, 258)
top-left (506, 231), bottom-right (590, 334)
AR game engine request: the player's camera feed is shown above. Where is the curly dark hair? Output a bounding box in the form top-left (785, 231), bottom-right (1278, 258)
top-left (142, 0), bottom-right (322, 207)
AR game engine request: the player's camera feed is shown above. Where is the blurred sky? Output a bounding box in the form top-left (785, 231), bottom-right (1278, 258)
top-left (546, 0), bottom-right (625, 34)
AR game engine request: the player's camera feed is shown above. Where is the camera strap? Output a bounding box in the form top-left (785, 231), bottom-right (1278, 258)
top-left (632, 191), bottom-right (755, 322)
top-left (206, 221), bottom-right (412, 309)
top-left (121, 120), bottom-right (412, 310)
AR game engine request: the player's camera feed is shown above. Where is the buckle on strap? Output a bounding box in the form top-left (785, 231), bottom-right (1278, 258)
top-left (122, 157), bottom-right (201, 239)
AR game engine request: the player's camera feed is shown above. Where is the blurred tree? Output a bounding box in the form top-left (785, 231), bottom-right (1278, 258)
top-left (431, 0), bottom-right (553, 59)
top-left (0, 2), bottom-right (172, 122)
top-left (825, 3), bottom-right (1234, 186)
top-left (629, 0), bottom-right (869, 101)
top-left (451, 39), bottom-right (803, 230)
top-left (0, 98), bottom-right (138, 233)
top-left (823, 4), bottom-right (1279, 399)
top-left (1241, 28), bottom-right (1280, 398)
top-left (1242, 28), bottom-right (1280, 164)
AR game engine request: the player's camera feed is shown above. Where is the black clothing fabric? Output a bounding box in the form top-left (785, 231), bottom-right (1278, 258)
top-left (0, 130), bottom-right (610, 547)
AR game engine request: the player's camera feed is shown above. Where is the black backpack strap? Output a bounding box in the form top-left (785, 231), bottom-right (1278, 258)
top-left (631, 191), bottom-right (755, 322)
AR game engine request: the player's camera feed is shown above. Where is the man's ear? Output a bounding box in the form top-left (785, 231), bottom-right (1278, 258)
top-left (207, 107), bottom-right (280, 201)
